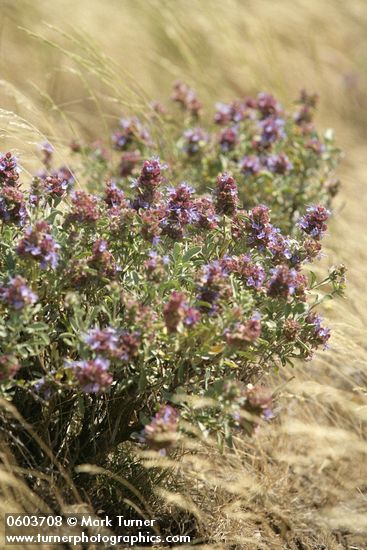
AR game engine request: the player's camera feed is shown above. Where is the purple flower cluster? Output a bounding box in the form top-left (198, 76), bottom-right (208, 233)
top-left (222, 255), bottom-right (265, 290)
top-left (224, 381), bottom-right (273, 434)
top-left (17, 221), bottom-right (60, 269)
top-left (140, 207), bottom-right (163, 243)
top-left (266, 153), bottom-right (293, 174)
top-left (163, 291), bottom-right (200, 333)
top-left (104, 181), bottom-right (128, 209)
top-left (84, 327), bottom-right (119, 353)
top-left (294, 90), bottom-right (319, 131)
top-left (267, 264), bottom-right (307, 299)
top-left (0, 152), bottom-right (20, 187)
top-left (172, 81), bottom-right (202, 117)
top-left (67, 357), bottom-right (113, 393)
top-left (182, 127), bottom-right (208, 156)
top-left (0, 186), bottom-right (27, 225)
top-left (256, 92), bottom-right (283, 119)
top-left (298, 205), bottom-right (330, 240)
top-left (219, 126), bottom-right (239, 152)
top-left (245, 204), bottom-right (271, 246)
top-left (144, 251), bottom-right (169, 282)
top-left (119, 150), bottom-right (141, 177)
top-left (0, 276), bottom-right (38, 310)
top-left (258, 116), bottom-right (285, 147)
top-left (303, 238), bottom-right (322, 261)
top-left (194, 196), bottom-right (219, 230)
top-left (84, 326), bottom-right (140, 362)
top-left (283, 318), bottom-right (301, 341)
top-left (244, 205), bottom-right (292, 262)
top-left (42, 167), bottom-right (74, 199)
top-left (161, 183), bottom-right (198, 239)
top-left (133, 157), bottom-right (165, 209)
top-left (224, 314), bottom-right (262, 349)
top-left (243, 383), bottom-right (273, 420)
top-left (141, 404), bottom-right (179, 453)
top-left (88, 239), bottom-right (119, 279)
top-left (197, 261), bottom-right (231, 314)
top-left (215, 173), bottom-right (239, 215)
top-left (39, 141), bottom-right (54, 169)
top-left (0, 354), bottom-right (20, 381)
top-left (68, 191), bottom-right (100, 224)
top-left (305, 313), bottom-right (331, 349)
top-left (240, 155), bottom-right (261, 176)
top-left (112, 117), bottom-right (151, 150)
top-left (214, 100), bottom-right (251, 125)
top-left (305, 138), bottom-right (325, 155)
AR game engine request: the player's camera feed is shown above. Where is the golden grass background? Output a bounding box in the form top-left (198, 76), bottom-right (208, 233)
top-left (1, 0), bottom-right (367, 548)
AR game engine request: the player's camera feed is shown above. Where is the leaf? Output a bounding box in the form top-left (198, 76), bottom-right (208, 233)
top-left (173, 242), bottom-right (182, 262)
top-left (209, 344), bottom-right (225, 355)
top-left (183, 246), bottom-right (201, 262)
top-left (223, 358), bottom-right (239, 369)
top-left (309, 271), bottom-right (317, 288)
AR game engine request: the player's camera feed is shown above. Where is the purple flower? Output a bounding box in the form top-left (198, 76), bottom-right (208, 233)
top-left (0, 354), bottom-right (20, 381)
top-left (266, 153), bottom-right (293, 174)
top-left (267, 231), bottom-right (293, 262)
top-left (183, 306), bottom-right (201, 327)
top-left (67, 357), bottom-right (113, 393)
top-left (244, 384), bottom-right (273, 420)
top-left (119, 150), bottom-right (141, 177)
top-left (112, 117), bottom-right (151, 150)
top-left (298, 205), bottom-right (330, 240)
top-left (197, 261), bottom-right (231, 314)
top-left (245, 205), bottom-right (279, 250)
top-left (133, 157), bottom-right (165, 209)
top-left (0, 186), bottom-right (27, 225)
top-left (141, 404), bottom-right (179, 453)
top-left (172, 81), bottom-right (202, 117)
top-left (305, 313), bottom-right (331, 349)
top-left (163, 291), bottom-right (200, 332)
top-left (0, 276), bottom-right (38, 310)
top-left (244, 206), bottom-right (292, 261)
top-left (84, 327), bottom-right (119, 353)
top-left (104, 181), bottom-right (128, 209)
top-left (240, 155), bottom-right (261, 176)
top-left (84, 326), bottom-right (140, 361)
top-left (267, 265), bottom-right (307, 299)
top-left (34, 376), bottom-right (53, 400)
top-left (42, 168), bottom-right (74, 199)
top-left (214, 102), bottom-right (232, 125)
top-left (214, 172), bottom-right (239, 215)
top-left (194, 196), bottom-right (219, 230)
top-left (0, 152), bottom-right (20, 187)
top-left (17, 221), bottom-right (60, 269)
top-left (218, 126), bottom-right (239, 152)
top-left (303, 238), bottom-right (322, 261)
top-left (160, 183), bottom-right (198, 239)
top-left (88, 239), bottom-right (119, 279)
top-left (258, 117), bottom-right (285, 146)
top-left (222, 255), bottom-right (266, 290)
top-left (224, 314), bottom-right (262, 349)
top-left (214, 101), bottom-right (249, 125)
top-left (67, 191), bottom-right (100, 223)
top-left (116, 331), bottom-right (141, 362)
top-left (182, 128), bottom-right (208, 156)
top-left (256, 93), bottom-right (282, 118)
top-left (305, 138), bottom-right (325, 155)
top-left (39, 141), bottom-right (54, 169)
top-left (144, 251), bottom-right (169, 282)
top-left (139, 207), bottom-right (164, 243)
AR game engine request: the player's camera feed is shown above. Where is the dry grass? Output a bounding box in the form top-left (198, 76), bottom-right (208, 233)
top-left (1, 0), bottom-right (367, 548)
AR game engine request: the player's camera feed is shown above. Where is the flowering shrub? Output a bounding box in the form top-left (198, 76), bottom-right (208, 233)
top-left (0, 84), bottom-right (344, 465)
